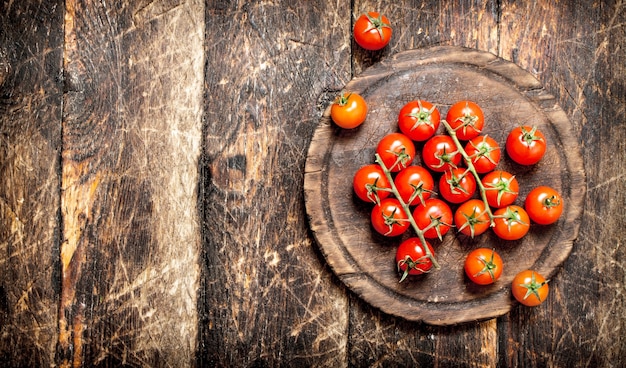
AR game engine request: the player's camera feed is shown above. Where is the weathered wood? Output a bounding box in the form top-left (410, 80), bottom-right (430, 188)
top-left (197, 1), bottom-right (352, 366)
top-left (59, 0), bottom-right (203, 366)
top-left (0, 1), bottom-right (63, 366)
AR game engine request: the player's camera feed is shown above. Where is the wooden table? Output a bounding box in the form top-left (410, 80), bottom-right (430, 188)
top-left (1, 1), bottom-right (624, 367)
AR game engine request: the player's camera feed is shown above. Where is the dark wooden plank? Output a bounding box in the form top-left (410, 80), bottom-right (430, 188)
top-left (498, 0), bottom-right (626, 366)
top-left (197, 1), bottom-right (352, 366)
top-left (59, 0), bottom-right (203, 366)
top-left (0, 1), bottom-right (64, 366)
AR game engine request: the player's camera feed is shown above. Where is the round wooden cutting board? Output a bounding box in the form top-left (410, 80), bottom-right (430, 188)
top-left (304, 46), bottom-right (585, 325)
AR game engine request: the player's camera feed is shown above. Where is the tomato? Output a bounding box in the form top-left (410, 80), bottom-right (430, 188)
top-left (396, 238), bottom-right (434, 282)
top-left (511, 270), bottom-right (549, 306)
top-left (422, 135), bottom-right (461, 173)
top-left (464, 135), bottom-right (501, 174)
top-left (376, 133), bottom-right (416, 172)
top-left (525, 186), bottom-right (563, 225)
top-left (353, 12), bottom-right (392, 51)
top-left (445, 101), bottom-right (485, 140)
top-left (454, 199), bottom-right (491, 238)
top-left (412, 198), bottom-right (453, 240)
top-left (482, 170), bottom-right (519, 208)
top-left (371, 198), bottom-right (409, 237)
top-left (398, 100), bottom-right (440, 141)
top-left (506, 126), bottom-right (547, 165)
top-left (492, 205), bottom-right (530, 240)
top-left (394, 165), bottom-right (434, 206)
top-left (353, 164), bottom-right (391, 204)
top-left (464, 248), bottom-right (503, 285)
top-left (330, 92), bottom-right (368, 129)
top-left (439, 167), bottom-right (477, 204)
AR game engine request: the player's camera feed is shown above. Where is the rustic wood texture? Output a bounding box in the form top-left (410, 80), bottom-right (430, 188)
top-left (305, 45), bottom-right (585, 325)
top-left (0, 0), bottom-right (624, 367)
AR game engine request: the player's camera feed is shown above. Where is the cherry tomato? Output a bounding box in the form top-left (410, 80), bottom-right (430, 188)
top-left (464, 135), bottom-right (501, 173)
top-left (492, 205), bottom-right (530, 240)
top-left (464, 248), bottom-right (503, 285)
top-left (525, 186), bottom-right (563, 225)
top-left (512, 270), bottom-right (549, 306)
top-left (330, 92), bottom-right (368, 129)
top-left (353, 12), bottom-right (392, 51)
top-left (446, 100), bottom-right (485, 140)
top-left (376, 133), bottom-right (416, 172)
top-left (398, 100), bottom-right (440, 141)
top-left (396, 238), bottom-right (434, 282)
top-left (412, 198), bottom-right (453, 240)
top-left (454, 199), bottom-right (491, 238)
top-left (439, 167), bottom-right (477, 204)
top-left (422, 135), bottom-right (461, 173)
top-left (353, 164), bottom-right (391, 203)
top-left (394, 165), bottom-right (434, 206)
top-left (371, 198), bottom-right (409, 237)
top-left (482, 170), bottom-right (519, 208)
top-left (506, 126), bottom-right (547, 165)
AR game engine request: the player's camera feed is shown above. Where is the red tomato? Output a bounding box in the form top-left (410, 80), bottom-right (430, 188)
top-left (353, 164), bottom-right (391, 203)
top-left (439, 167), bottom-right (477, 204)
top-left (482, 170), bottom-right (519, 208)
top-left (398, 100), bottom-right (440, 141)
top-left (512, 270), bottom-right (549, 306)
top-left (412, 198), bottom-right (453, 240)
top-left (376, 133), bottom-right (416, 172)
top-left (353, 12), bottom-right (392, 51)
top-left (492, 205), bottom-right (530, 240)
top-left (446, 101), bottom-right (485, 140)
top-left (525, 186), bottom-right (563, 225)
top-left (464, 248), bottom-right (503, 285)
top-left (454, 199), bottom-right (491, 238)
top-left (464, 135), bottom-right (501, 173)
top-left (394, 165), bottom-right (434, 206)
top-left (330, 92), bottom-right (368, 129)
top-left (422, 135), bottom-right (461, 173)
top-left (371, 198), bottom-right (409, 237)
top-left (396, 238), bottom-right (434, 282)
top-left (506, 126), bottom-right (547, 165)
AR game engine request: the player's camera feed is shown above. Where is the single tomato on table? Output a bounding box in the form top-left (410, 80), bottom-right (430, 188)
top-left (492, 205), bottom-right (530, 240)
top-left (464, 135), bottom-right (501, 173)
top-left (464, 248), bottom-right (503, 285)
top-left (422, 134), bottom-right (461, 173)
top-left (412, 198), bottom-right (453, 240)
top-left (353, 12), bottom-right (392, 51)
top-left (371, 198), bottom-right (409, 237)
top-left (394, 165), bottom-right (434, 206)
top-left (482, 170), bottom-right (519, 208)
top-left (376, 133), bottom-right (416, 172)
top-left (512, 270), bottom-right (549, 306)
top-left (330, 92), bottom-right (368, 129)
top-left (396, 237), bottom-right (435, 282)
top-left (446, 100), bottom-right (485, 140)
top-left (398, 100), bottom-right (440, 141)
top-left (525, 186), bottom-right (563, 225)
top-left (352, 164), bottom-right (391, 204)
top-left (454, 199), bottom-right (491, 238)
top-left (439, 167), bottom-right (477, 204)
top-left (506, 125), bottom-right (547, 165)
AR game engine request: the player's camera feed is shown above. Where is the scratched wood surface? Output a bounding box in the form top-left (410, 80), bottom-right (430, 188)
top-left (0, 0), bottom-right (624, 367)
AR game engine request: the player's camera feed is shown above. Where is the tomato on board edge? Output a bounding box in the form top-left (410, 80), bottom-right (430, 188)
top-left (353, 164), bottom-right (392, 204)
top-left (511, 270), bottom-right (550, 307)
top-left (454, 199), bottom-right (491, 238)
top-left (506, 125), bottom-right (547, 165)
top-left (353, 12), bottom-right (392, 51)
top-left (330, 92), bottom-right (368, 129)
top-left (371, 198), bottom-right (409, 237)
top-left (394, 165), bottom-right (434, 206)
top-left (492, 205), bottom-right (530, 240)
top-left (398, 100), bottom-right (440, 141)
top-left (464, 248), bottom-right (503, 285)
top-left (396, 237), bottom-right (435, 282)
top-left (412, 198), bottom-right (453, 240)
top-left (525, 186), bottom-right (564, 225)
top-left (376, 132), bottom-right (416, 172)
top-left (446, 100), bottom-right (485, 141)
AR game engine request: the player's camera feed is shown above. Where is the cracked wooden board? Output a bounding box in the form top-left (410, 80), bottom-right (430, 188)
top-left (304, 45), bottom-right (585, 325)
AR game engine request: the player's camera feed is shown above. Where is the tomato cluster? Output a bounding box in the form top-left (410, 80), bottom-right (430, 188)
top-left (346, 95), bottom-right (561, 306)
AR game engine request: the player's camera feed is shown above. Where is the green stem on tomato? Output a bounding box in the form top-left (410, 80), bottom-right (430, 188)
top-left (441, 120), bottom-right (496, 226)
top-left (374, 153), bottom-right (441, 270)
